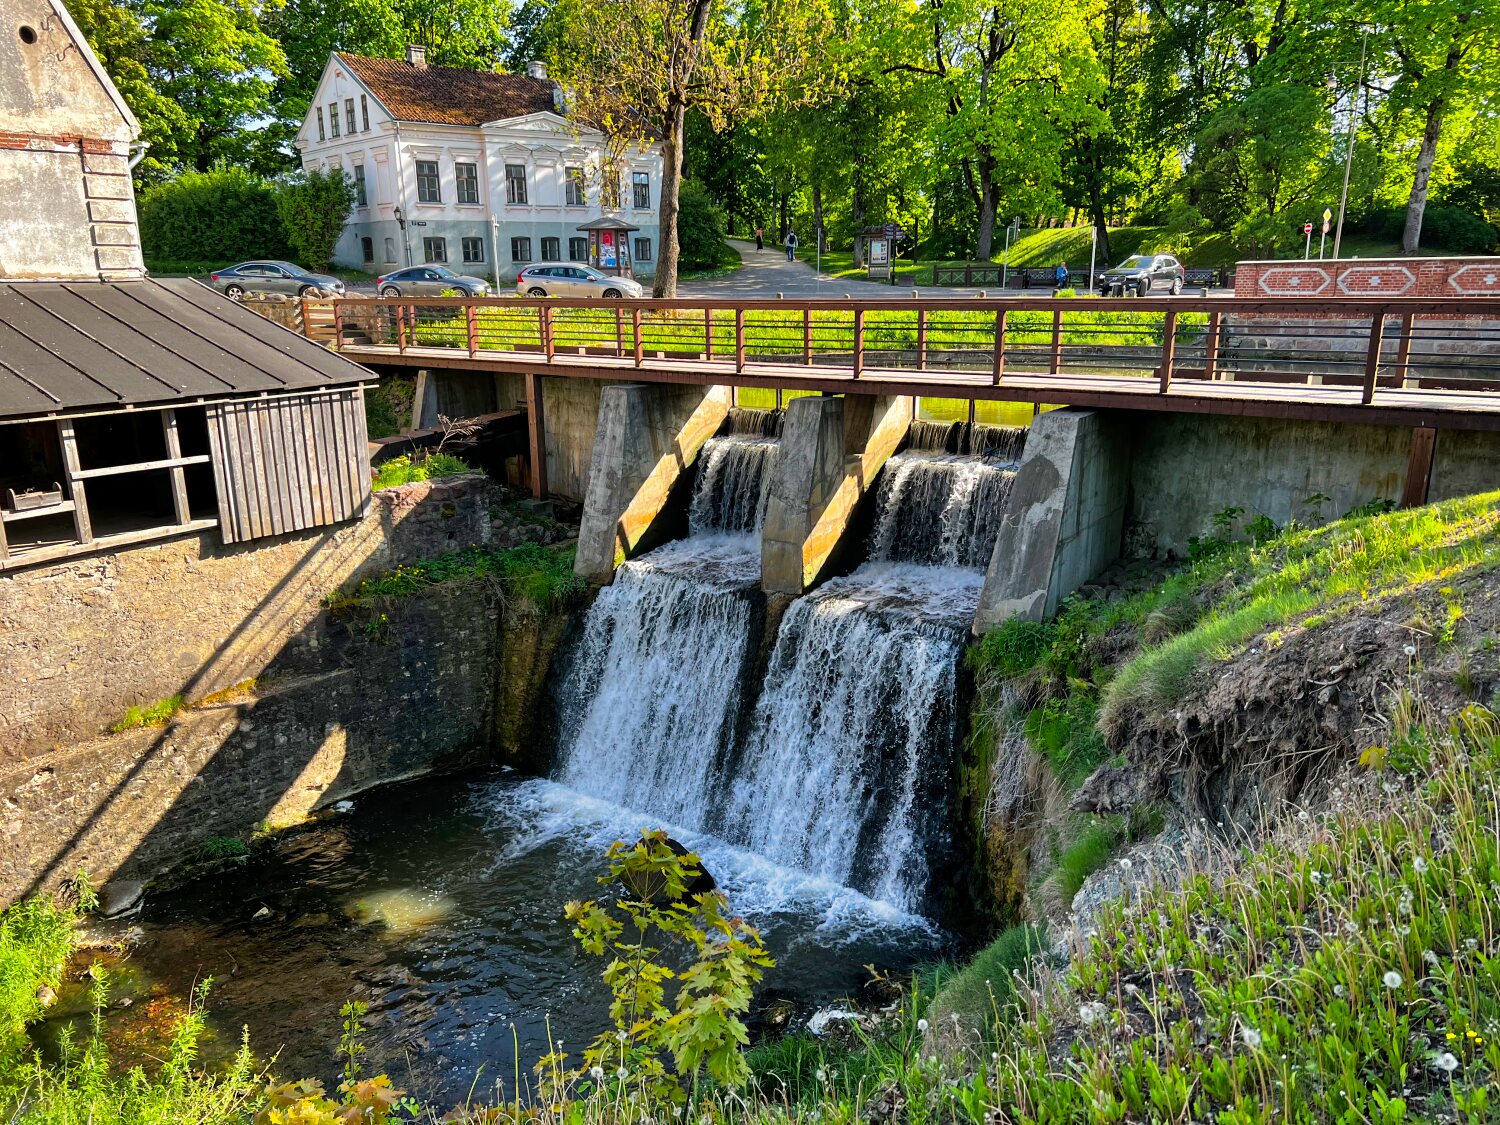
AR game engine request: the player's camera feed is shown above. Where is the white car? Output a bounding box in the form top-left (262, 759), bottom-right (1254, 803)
top-left (516, 263), bottom-right (644, 298)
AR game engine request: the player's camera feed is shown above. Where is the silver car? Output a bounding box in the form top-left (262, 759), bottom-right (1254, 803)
top-left (377, 266), bottom-right (491, 297)
top-left (516, 263), bottom-right (645, 298)
top-left (211, 260), bottom-right (346, 299)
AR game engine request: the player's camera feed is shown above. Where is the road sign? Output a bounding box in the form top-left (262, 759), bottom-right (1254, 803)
top-left (1322, 208), bottom-right (1332, 234)
top-left (1304, 222), bottom-right (1313, 234)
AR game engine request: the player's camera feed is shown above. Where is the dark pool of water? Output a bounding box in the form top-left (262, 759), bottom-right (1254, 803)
top-left (71, 769), bottom-right (947, 1104)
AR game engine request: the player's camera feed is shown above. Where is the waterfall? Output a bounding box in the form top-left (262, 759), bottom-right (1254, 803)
top-left (868, 456), bottom-right (1016, 568)
top-left (554, 537), bottom-right (761, 829)
top-left (689, 436), bottom-right (778, 535)
top-left (724, 566), bottom-right (980, 912)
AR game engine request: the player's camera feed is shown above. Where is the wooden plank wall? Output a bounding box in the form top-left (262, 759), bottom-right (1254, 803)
top-left (206, 389), bottom-right (372, 544)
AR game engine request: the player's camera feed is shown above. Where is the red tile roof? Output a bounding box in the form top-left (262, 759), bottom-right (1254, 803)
top-left (337, 53), bottom-right (556, 127)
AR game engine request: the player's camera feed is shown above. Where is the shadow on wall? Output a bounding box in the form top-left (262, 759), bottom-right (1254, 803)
top-left (0, 476), bottom-right (513, 903)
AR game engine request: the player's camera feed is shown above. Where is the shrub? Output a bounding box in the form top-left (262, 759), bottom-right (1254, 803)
top-left (275, 168), bottom-right (356, 272)
top-left (1351, 205), bottom-right (1498, 253)
top-left (0, 896), bottom-right (74, 1062)
top-left (370, 452), bottom-right (472, 491)
top-left (677, 180), bottom-right (735, 271)
top-left (138, 167), bottom-right (291, 264)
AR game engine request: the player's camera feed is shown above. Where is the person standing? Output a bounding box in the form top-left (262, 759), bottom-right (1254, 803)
top-left (786, 230), bottom-right (798, 262)
top-left (755, 225), bottom-right (764, 251)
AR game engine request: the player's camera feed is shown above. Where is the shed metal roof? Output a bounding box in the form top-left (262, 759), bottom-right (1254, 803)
top-left (0, 278), bottom-right (372, 421)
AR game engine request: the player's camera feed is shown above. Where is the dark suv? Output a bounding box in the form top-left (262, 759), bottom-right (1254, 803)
top-left (1097, 254), bottom-right (1185, 296)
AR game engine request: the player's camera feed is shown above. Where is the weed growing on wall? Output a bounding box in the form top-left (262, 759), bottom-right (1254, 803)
top-left (370, 452), bottom-right (473, 492)
top-left (328, 543), bottom-right (583, 618)
top-left (109, 695), bottom-right (186, 733)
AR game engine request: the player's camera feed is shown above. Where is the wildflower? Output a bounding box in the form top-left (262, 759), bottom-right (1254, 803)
top-left (1424, 950), bottom-right (1440, 966)
top-left (1079, 1002), bottom-right (1107, 1026)
top-left (1334, 985), bottom-right (1347, 997)
top-left (916, 1018), bottom-right (929, 1033)
top-left (1384, 970), bottom-right (1404, 989)
top-left (1436, 1053), bottom-right (1459, 1074)
top-left (1240, 1027), bottom-right (1262, 1050)
top-left (590, 1066), bottom-right (605, 1081)
top-left (814, 1069), bottom-right (826, 1083)
top-left (1446, 1032), bottom-right (1458, 1041)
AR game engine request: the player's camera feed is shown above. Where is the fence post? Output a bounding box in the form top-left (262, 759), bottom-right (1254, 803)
top-left (397, 304), bottom-right (408, 353)
top-left (852, 307), bottom-right (864, 379)
top-left (330, 301), bottom-right (342, 349)
top-left (1361, 311), bottom-right (1386, 405)
top-left (466, 303), bottom-right (478, 357)
top-left (1394, 310), bottom-right (1416, 389)
top-left (1158, 310), bottom-right (1177, 393)
top-left (542, 304), bottom-right (555, 361)
top-left (615, 306), bottom-right (625, 358)
top-left (917, 308), bottom-right (928, 371)
top-left (300, 295), bottom-right (314, 340)
top-left (735, 308), bottom-right (746, 372)
top-left (992, 310), bottom-right (1007, 384)
top-left (633, 307), bottom-right (643, 366)
top-left (1049, 308), bottom-right (1063, 375)
top-left (1202, 310), bottom-right (1222, 380)
top-left (706, 308), bottom-right (715, 361)
top-left (803, 307), bottom-right (812, 366)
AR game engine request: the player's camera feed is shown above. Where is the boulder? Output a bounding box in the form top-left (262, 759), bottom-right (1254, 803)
top-left (98, 880), bottom-right (144, 918)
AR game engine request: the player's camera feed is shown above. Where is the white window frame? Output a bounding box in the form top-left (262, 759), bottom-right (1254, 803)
top-left (632, 171), bottom-right (650, 210)
top-left (328, 102), bottom-right (340, 137)
top-left (423, 236), bottom-right (448, 263)
top-left (511, 236), bottom-right (532, 262)
top-left (505, 164), bottom-right (528, 206)
top-left (415, 160), bottom-right (440, 203)
top-left (455, 162), bottom-right (480, 205)
top-left (461, 236), bottom-right (485, 263)
top-left (564, 166), bottom-right (587, 206)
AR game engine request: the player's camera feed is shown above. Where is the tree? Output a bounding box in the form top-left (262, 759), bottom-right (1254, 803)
top-left (676, 179), bottom-right (734, 270)
top-left (276, 168), bottom-right (356, 270)
top-left (550, 0), bottom-right (841, 296)
top-left (138, 167), bottom-right (292, 262)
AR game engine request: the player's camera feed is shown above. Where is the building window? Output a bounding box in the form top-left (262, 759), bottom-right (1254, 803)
top-left (634, 237), bottom-right (652, 261)
top-left (462, 236), bottom-right (485, 262)
top-left (540, 236), bottom-right (560, 261)
top-left (415, 160), bottom-right (440, 203)
top-left (511, 237), bottom-right (532, 262)
top-left (345, 98), bottom-right (356, 135)
top-left (456, 162), bottom-right (480, 204)
top-left (564, 166), bottom-right (586, 206)
top-left (568, 236), bottom-right (588, 262)
top-left (316, 106), bottom-right (325, 141)
top-left (423, 236), bottom-right (447, 263)
top-left (602, 169), bottom-right (621, 209)
top-left (360, 94), bottom-right (370, 131)
top-left (383, 236), bottom-right (397, 262)
top-left (632, 172), bottom-right (650, 209)
top-left (505, 164), bottom-right (528, 205)
top-left (352, 164), bottom-right (367, 206)
top-left (329, 102), bottom-right (340, 137)
top-left (361, 236), bottom-right (375, 263)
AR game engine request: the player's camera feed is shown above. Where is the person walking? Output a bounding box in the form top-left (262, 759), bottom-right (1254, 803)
top-left (754, 225), bottom-right (764, 251)
top-left (785, 230), bottom-right (798, 262)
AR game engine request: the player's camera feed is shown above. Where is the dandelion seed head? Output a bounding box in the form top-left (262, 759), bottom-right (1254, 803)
top-left (590, 1066), bottom-right (605, 1081)
top-left (1412, 857), bottom-right (1428, 874)
top-left (1240, 1027), bottom-right (1262, 1049)
top-left (1403, 644), bottom-right (1417, 656)
top-left (617, 1066), bottom-right (628, 1080)
top-left (1437, 1052), bottom-right (1459, 1074)
top-left (1384, 970), bottom-right (1404, 989)
top-left (916, 1018), bottom-right (929, 1033)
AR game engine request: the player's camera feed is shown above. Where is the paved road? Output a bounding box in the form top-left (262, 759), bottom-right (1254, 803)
top-left (679, 240), bottom-right (998, 299)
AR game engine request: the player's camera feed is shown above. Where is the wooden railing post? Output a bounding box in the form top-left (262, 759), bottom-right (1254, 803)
top-left (705, 308), bottom-right (714, 361)
top-left (1202, 310), bottom-right (1222, 380)
top-left (1158, 310), bottom-right (1178, 393)
top-left (917, 308), bottom-right (928, 370)
top-left (992, 310), bottom-right (1007, 384)
top-left (397, 304), bottom-right (408, 353)
top-left (802, 307), bottom-right (812, 366)
top-left (1050, 308), bottom-right (1063, 375)
top-left (615, 306), bottom-right (625, 358)
top-left (465, 303), bottom-right (478, 357)
top-left (542, 304), bottom-right (555, 361)
top-left (1394, 310), bottom-right (1416, 389)
top-left (330, 301), bottom-right (342, 348)
top-left (852, 308), bottom-right (864, 379)
top-left (1361, 311), bottom-right (1386, 404)
top-left (633, 307), bottom-right (643, 366)
top-left (735, 308), bottom-right (746, 372)
top-left (300, 295), bottom-right (314, 339)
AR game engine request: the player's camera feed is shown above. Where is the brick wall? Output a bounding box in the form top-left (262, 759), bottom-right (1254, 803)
top-left (1235, 257), bottom-right (1500, 299)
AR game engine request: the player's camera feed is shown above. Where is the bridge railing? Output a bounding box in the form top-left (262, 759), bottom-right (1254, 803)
top-left (328, 295), bottom-right (1500, 404)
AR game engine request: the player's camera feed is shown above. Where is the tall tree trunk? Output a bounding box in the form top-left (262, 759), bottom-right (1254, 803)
top-left (1090, 191), bottom-right (1111, 266)
top-left (974, 152), bottom-right (998, 260)
top-left (654, 96), bottom-right (686, 298)
top-left (1402, 101), bottom-right (1444, 255)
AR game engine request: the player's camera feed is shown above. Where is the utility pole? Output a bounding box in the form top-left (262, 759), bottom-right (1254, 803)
top-left (1332, 28), bottom-right (1370, 261)
top-left (1088, 222), bottom-right (1098, 293)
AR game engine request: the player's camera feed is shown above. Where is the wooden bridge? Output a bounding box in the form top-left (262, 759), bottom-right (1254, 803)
top-left (323, 294), bottom-right (1500, 433)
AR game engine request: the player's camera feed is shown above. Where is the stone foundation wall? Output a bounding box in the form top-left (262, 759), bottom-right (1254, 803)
top-left (0, 474), bottom-right (498, 765)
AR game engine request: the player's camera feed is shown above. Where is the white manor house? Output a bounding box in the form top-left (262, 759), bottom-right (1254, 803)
top-left (296, 46), bottom-right (663, 279)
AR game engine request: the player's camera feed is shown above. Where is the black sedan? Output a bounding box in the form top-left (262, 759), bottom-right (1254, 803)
top-left (1097, 254), bottom-right (1185, 296)
top-left (209, 261), bottom-right (346, 299)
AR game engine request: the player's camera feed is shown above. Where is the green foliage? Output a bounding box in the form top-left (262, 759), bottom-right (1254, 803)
top-left (554, 830), bottom-right (775, 1101)
top-left (330, 543), bottom-right (583, 614)
top-left (926, 923), bottom-right (1049, 1035)
top-left (138, 168), bottom-right (291, 264)
top-left (110, 694), bottom-right (186, 733)
top-left (1023, 691), bottom-right (1109, 790)
top-left (0, 897), bottom-right (74, 1063)
top-left (1352, 205), bottom-right (1498, 253)
top-left (1056, 816), bottom-right (1124, 900)
top-left (369, 451), bottom-right (472, 491)
top-left (274, 168), bottom-right (356, 272)
top-left (363, 378), bottom-right (415, 441)
top-left (970, 617), bottom-right (1055, 677)
top-left (199, 836), bottom-right (251, 861)
top-left (676, 181), bottom-right (737, 272)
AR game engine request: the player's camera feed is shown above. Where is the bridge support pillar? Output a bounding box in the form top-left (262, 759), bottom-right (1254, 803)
top-left (575, 382), bottom-right (732, 583)
top-left (762, 393), bottom-right (913, 596)
top-left (973, 408), bottom-right (1129, 631)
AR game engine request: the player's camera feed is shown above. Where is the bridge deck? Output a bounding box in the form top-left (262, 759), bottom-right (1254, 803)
top-left (326, 294), bottom-right (1500, 432)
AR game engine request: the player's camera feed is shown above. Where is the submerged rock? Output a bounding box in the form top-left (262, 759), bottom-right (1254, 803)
top-left (99, 880), bottom-right (144, 918)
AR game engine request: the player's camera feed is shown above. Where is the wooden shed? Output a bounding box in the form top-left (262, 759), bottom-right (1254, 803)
top-left (0, 278), bottom-right (376, 569)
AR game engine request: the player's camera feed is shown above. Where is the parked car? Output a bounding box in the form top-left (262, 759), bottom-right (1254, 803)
top-left (375, 265), bottom-right (491, 297)
top-left (1097, 253), bottom-right (1185, 296)
top-left (516, 264), bottom-right (645, 299)
top-left (210, 261), bottom-right (346, 299)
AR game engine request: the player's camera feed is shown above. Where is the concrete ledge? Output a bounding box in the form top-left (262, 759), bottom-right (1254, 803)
top-left (574, 383), bottom-right (731, 582)
top-left (761, 394), bottom-right (912, 595)
top-left (974, 409), bottom-right (1128, 631)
